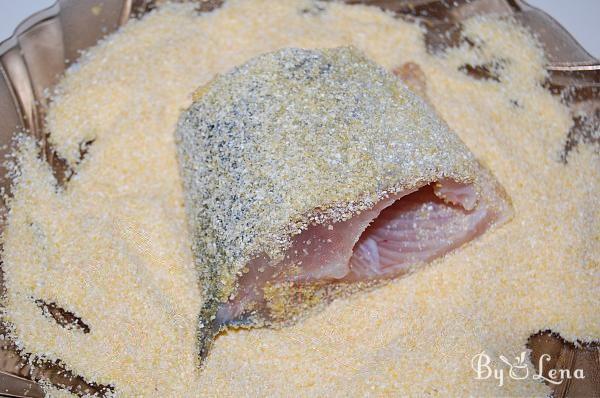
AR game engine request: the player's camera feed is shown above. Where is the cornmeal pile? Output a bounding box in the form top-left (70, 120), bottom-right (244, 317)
top-left (1, 1), bottom-right (598, 397)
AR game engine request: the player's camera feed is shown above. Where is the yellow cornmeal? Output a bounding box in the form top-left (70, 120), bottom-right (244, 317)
top-left (1, 0), bottom-right (597, 397)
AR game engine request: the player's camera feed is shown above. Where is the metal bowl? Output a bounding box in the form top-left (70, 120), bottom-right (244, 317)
top-left (0, 1), bottom-right (598, 397)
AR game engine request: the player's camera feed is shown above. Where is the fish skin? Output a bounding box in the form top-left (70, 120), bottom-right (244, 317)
top-left (175, 47), bottom-right (512, 363)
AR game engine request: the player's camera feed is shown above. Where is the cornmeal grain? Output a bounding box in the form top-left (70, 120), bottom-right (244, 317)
top-left (1, 1), bottom-right (597, 397)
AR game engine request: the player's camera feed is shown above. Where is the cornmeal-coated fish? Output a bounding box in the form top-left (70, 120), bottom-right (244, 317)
top-left (175, 47), bottom-right (512, 361)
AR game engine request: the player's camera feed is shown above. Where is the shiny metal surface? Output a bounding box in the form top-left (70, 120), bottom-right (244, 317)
top-left (0, 1), bottom-right (597, 397)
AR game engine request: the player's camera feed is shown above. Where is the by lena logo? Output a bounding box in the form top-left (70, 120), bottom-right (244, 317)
top-left (471, 350), bottom-right (585, 387)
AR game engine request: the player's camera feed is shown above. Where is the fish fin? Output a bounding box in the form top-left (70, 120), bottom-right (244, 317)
top-left (197, 300), bottom-right (223, 366)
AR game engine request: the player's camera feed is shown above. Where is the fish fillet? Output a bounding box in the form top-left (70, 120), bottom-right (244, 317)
top-left (175, 47), bottom-right (512, 361)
